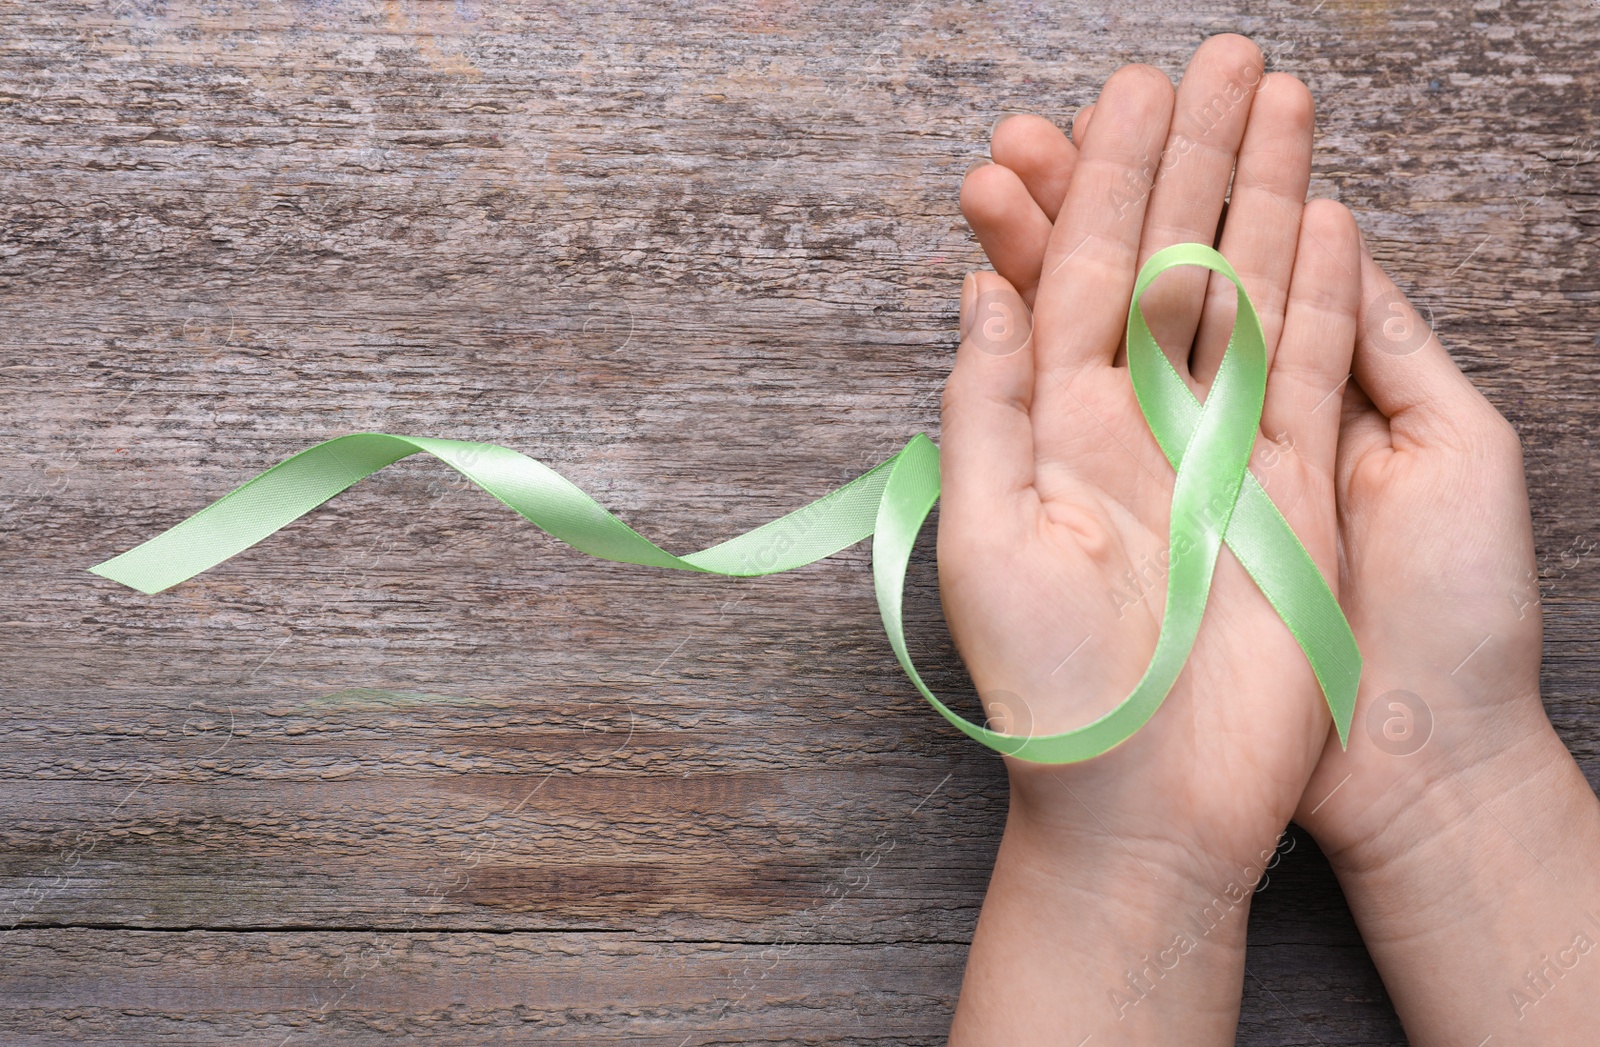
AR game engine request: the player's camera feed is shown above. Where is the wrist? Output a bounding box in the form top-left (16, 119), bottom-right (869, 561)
top-left (1003, 794), bottom-right (1281, 951)
top-left (1003, 753), bottom-right (1293, 885)
top-left (1309, 684), bottom-right (1566, 883)
top-left (1002, 762), bottom-right (1290, 964)
top-left (951, 802), bottom-right (1254, 1044)
top-left (957, 788), bottom-right (1284, 1042)
top-left (1332, 711), bottom-right (1597, 893)
top-left (1304, 702), bottom-right (1600, 1045)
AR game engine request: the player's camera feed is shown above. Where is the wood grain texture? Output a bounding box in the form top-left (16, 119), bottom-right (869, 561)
top-left (2, 0), bottom-right (1597, 1042)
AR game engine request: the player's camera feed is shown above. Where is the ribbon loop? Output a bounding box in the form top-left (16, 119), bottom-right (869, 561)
top-left (89, 243), bottom-right (1359, 764)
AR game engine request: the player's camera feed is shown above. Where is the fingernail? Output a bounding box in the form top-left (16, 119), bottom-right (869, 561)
top-left (960, 273), bottom-right (978, 340)
top-left (989, 113), bottom-right (1022, 138)
top-left (964, 157), bottom-right (992, 178)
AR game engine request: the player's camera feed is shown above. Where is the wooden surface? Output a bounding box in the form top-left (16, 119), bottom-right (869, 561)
top-left (3, 0), bottom-right (1598, 1042)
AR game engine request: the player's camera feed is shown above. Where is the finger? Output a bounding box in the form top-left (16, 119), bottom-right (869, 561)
top-left (1351, 238), bottom-right (1489, 430)
top-left (960, 161), bottom-right (1054, 307)
top-left (1334, 378), bottom-right (1392, 498)
top-left (1071, 103), bottom-right (1095, 143)
top-left (1260, 200), bottom-right (1362, 471)
top-left (942, 271), bottom-right (1037, 519)
top-left (990, 113), bottom-right (1078, 222)
top-left (1135, 34), bottom-right (1266, 374)
top-left (1032, 64), bottom-right (1175, 383)
top-left (1191, 72), bottom-right (1315, 385)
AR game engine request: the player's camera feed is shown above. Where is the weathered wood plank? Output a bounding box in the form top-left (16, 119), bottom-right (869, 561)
top-left (0, 930), bottom-right (968, 1045)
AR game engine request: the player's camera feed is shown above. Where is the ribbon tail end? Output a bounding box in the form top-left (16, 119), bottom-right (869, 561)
top-left (1328, 682), bottom-right (1358, 751)
top-left (87, 559), bottom-right (174, 596)
top-left (1333, 710), bottom-right (1352, 750)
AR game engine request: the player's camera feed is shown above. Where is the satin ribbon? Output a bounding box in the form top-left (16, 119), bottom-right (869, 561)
top-left (89, 243), bottom-right (1359, 763)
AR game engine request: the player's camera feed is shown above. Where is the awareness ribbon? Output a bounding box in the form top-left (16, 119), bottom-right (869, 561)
top-left (89, 243), bottom-right (1359, 764)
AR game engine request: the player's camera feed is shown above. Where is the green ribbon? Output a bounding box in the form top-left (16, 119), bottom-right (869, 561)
top-left (89, 243), bottom-right (1358, 763)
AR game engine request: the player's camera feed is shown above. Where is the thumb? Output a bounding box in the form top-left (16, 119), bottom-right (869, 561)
top-left (1351, 240), bottom-right (1493, 440)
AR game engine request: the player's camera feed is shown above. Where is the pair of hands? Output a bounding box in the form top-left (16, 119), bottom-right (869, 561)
top-left (940, 35), bottom-right (1593, 1045)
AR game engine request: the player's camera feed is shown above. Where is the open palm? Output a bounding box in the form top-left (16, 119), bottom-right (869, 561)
top-left (942, 38), bottom-right (1363, 877)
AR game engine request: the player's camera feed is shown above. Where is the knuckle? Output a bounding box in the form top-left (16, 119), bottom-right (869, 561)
top-left (939, 376), bottom-right (967, 417)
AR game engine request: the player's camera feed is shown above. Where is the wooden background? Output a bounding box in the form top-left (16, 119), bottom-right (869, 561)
top-left (2, 0), bottom-right (1597, 1043)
